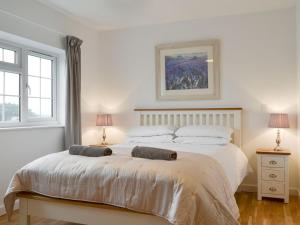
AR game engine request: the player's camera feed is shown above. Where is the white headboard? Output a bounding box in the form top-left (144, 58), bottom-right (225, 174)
top-left (134, 108), bottom-right (243, 148)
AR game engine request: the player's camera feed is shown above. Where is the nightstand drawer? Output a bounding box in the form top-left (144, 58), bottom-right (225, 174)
top-left (262, 156), bottom-right (284, 168)
top-left (262, 168), bottom-right (284, 181)
top-left (262, 181), bottom-right (284, 195)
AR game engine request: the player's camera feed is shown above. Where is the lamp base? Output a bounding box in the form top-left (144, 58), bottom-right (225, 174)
top-left (273, 146), bottom-right (283, 151)
top-left (273, 129), bottom-right (282, 151)
top-left (101, 127), bottom-right (107, 146)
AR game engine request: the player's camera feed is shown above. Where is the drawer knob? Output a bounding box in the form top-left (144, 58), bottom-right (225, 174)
top-left (269, 160), bottom-right (277, 165)
top-left (269, 174), bottom-right (277, 178)
top-left (269, 187), bottom-right (277, 192)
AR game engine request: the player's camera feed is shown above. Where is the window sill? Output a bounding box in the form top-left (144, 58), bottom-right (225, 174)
top-left (0, 124), bottom-right (65, 131)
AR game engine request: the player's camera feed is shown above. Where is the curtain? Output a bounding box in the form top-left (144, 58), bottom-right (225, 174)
top-left (65, 36), bottom-right (83, 148)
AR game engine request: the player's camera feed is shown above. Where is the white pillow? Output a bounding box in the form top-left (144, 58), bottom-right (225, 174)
top-left (127, 126), bottom-right (174, 137)
top-left (173, 136), bottom-right (230, 145)
top-left (175, 125), bottom-right (233, 139)
top-left (125, 135), bottom-right (174, 143)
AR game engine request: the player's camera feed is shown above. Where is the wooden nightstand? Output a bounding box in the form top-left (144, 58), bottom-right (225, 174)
top-left (256, 148), bottom-right (291, 203)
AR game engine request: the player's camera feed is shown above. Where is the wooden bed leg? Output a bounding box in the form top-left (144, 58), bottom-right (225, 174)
top-left (19, 198), bottom-right (31, 225)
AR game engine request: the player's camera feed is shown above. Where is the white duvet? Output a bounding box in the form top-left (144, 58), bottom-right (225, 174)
top-left (113, 143), bottom-right (249, 193)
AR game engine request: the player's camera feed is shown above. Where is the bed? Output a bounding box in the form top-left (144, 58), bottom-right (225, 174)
top-left (4, 108), bottom-right (247, 225)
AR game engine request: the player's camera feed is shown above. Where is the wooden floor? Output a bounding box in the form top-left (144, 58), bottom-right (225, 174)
top-left (1, 192), bottom-right (300, 225)
top-left (236, 192), bottom-right (300, 225)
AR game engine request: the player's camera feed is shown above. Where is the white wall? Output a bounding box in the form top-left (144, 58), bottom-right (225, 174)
top-left (0, 0), bottom-right (101, 215)
top-left (0, 127), bottom-right (64, 214)
top-left (82, 8), bottom-right (298, 191)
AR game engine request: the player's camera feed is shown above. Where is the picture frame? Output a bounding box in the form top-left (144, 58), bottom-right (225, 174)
top-left (155, 39), bottom-right (220, 100)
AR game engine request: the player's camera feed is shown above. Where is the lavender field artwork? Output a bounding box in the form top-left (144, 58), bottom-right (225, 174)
top-left (156, 40), bottom-right (219, 100)
top-left (165, 52), bottom-right (208, 90)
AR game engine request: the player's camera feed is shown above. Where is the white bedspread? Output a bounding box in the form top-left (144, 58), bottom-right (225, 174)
top-left (4, 143), bottom-right (248, 225)
top-left (113, 143), bottom-right (249, 193)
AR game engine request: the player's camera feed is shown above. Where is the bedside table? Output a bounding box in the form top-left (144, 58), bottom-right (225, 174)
top-left (256, 148), bottom-right (291, 203)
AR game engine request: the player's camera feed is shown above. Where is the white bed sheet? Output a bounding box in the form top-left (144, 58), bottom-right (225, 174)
top-left (112, 143), bottom-right (249, 193)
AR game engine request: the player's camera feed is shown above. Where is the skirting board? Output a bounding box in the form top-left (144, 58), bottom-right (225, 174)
top-left (0, 199), bottom-right (19, 216)
top-left (238, 184), bottom-right (300, 196)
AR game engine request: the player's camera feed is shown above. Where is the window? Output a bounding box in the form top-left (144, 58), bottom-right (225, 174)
top-left (0, 47), bottom-right (17, 64)
top-left (0, 41), bottom-right (59, 127)
top-left (27, 54), bottom-right (54, 119)
top-left (0, 71), bottom-right (20, 122)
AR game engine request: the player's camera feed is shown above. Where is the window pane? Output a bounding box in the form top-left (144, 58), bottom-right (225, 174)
top-left (0, 71), bottom-right (3, 95)
top-left (41, 78), bottom-right (51, 98)
top-left (5, 72), bottom-right (19, 96)
top-left (4, 96), bottom-right (19, 121)
top-left (41, 58), bottom-right (52, 78)
top-left (28, 55), bottom-right (40, 76)
top-left (0, 48), bottom-right (2, 61)
top-left (3, 49), bottom-right (15, 64)
top-left (41, 99), bottom-right (52, 117)
top-left (28, 98), bottom-right (40, 117)
top-left (0, 96), bottom-right (3, 121)
top-left (28, 76), bottom-right (40, 97)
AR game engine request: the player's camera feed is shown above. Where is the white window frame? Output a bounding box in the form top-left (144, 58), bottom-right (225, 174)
top-left (0, 42), bottom-right (21, 71)
top-left (24, 50), bottom-right (58, 123)
top-left (0, 39), bottom-right (61, 128)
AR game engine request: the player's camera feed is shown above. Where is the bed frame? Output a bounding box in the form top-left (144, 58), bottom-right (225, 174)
top-left (17, 107), bottom-right (242, 225)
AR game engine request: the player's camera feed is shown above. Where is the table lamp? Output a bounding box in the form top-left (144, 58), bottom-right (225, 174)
top-left (96, 114), bottom-right (113, 145)
top-left (268, 113), bottom-right (289, 151)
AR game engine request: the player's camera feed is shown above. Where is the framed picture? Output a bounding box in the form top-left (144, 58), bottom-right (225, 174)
top-left (156, 40), bottom-right (220, 100)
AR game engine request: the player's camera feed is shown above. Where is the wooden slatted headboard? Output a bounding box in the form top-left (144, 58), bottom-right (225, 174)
top-left (134, 108), bottom-right (243, 148)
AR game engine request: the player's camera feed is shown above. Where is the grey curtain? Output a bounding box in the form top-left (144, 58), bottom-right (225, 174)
top-left (65, 36), bottom-right (83, 148)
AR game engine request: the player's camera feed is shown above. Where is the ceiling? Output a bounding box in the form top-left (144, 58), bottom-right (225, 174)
top-left (36, 0), bottom-right (296, 31)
